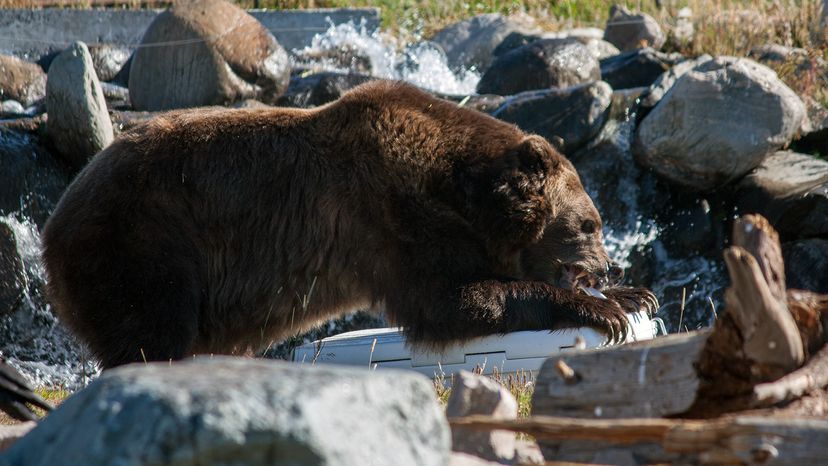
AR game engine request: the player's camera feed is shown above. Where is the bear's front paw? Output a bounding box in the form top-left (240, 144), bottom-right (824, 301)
top-left (571, 295), bottom-right (629, 344)
top-left (602, 287), bottom-right (660, 316)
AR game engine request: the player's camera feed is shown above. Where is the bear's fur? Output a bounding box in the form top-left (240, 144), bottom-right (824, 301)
top-left (43, 80), bottom-right (654, 368)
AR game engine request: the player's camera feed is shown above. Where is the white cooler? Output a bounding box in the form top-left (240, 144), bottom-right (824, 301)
top-left (292, 310), bottom-right (661, 379)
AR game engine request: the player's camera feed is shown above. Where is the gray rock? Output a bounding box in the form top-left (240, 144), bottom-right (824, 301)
top-left (431, 13), bottom-right (535, 72)
top-left (582, 38), bottom-right (621, 60)
top-left (0, 100), bottom-right (25, 115)
top-left (276, 72), bottom-right (375, 108)
top-left (3, 357), bottom-right (450, 466)
top-left (599, 48), bottom-right (683, 90)
top-left (491, 81), bottom-right (612, 154)
top-left (446, 370), bottom-right (518, 463)
top-left (129, 0), bottom-right (290, 111)
top-left (0, 422), bottom-right (35, 452)
top-left (99, 82), bottom-right (130, 106)
top-left (87, 44), bottom-right (132, 82)
top-left (633, 57), bottom-right (806, 191)
top-left (736, 151), bottom-right (828, 241)
top-left (493, 31), bottom-right (619, 61)
top-left (783, 238), bottom-right (828, 294)
top-left (45, 41), bottom-right (114, 169)
top-left (748, 43), bottom-right (811, 64)
top-left (0, 221), bottom-right (25, 318)
top-left (0, 128), bottom-right (72, 226)
top-left (604, 5), bottom-right (665, 52)
top-left (458, 94), bottom-right (507, 114)
top-left (0, 55), bottom-right (46, 107)
top-left (477, 39), bottom-right (600, 95)
top-left (293, 43), bottom-right (373, 75)
top-left (638, 54), bottom-right (712, 110)
top-left (673, 7), bottom-right (694, 44)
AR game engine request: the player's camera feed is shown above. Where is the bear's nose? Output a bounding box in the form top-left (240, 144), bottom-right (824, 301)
top-left (608, 262), bottom-right (624, 285)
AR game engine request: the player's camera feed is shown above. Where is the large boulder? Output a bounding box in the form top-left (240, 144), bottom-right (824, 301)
top-left (633, 57), bottom-right (806, 191)
top-left (431, 13), bottom-right (535, 73)
top-left (783, 239), bottom-right (828, 294)
top-left (0, 55), bottom-right (46, 107)
top-left (45, 41), bottom-right (114, 170)
top-left (129, 0), bottom-right (290, 111)
top-left (603, 5), bottom-right (665, 52)
top-left (0, 128), bottom-right (72, 226)
top-left (736, 151), bottom-right (828, 241)
top-left (2, 357), bottom-right (450, 466)
top-left (491, 81), bottom-right (612, 154)
top-left (477, 39), bottom-right (600, 95)
top-left (599, 48), bottom-right (683, 90)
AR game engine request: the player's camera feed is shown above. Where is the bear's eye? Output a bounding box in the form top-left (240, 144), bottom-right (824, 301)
top-left (581, 220), bottom-right (597, 234)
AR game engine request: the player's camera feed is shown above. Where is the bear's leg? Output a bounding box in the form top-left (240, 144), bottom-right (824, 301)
top-left (72, 259), bottom-right (202, 369)
top-left (391, 280), bottom-right (656, 345)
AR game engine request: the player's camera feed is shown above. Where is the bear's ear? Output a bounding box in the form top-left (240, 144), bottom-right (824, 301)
top-left (455, 135), bottom-right (559, 251)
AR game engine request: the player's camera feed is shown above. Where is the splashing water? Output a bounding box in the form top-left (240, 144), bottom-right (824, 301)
top-left (575, 114), bottom-right (725, 334)
top-left (0, 215), bottom-right (99, 389)
top-left (293, 20), bottom-right (480, 95)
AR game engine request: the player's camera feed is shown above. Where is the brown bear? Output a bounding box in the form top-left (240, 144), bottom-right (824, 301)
top-left (42, 80), bottom-right (656, 369)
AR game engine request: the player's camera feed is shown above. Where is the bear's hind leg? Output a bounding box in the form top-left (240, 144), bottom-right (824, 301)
top-left (74, 259), bottom-right (203, 370)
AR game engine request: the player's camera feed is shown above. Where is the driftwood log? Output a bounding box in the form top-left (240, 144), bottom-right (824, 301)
top-left (466, 214), bottom-right (828, 464)
top-left (449, 415), bottom-right (828, 465)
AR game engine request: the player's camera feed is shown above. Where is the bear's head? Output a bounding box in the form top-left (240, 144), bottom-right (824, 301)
top-left (517, 136), bottom-right (623, 290)
top-left (457, 134), bottom-right (622, 290)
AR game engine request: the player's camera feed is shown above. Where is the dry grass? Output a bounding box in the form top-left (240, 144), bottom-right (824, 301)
top-left (2, 0), bottom-right (825, 102)
top-left (0, 387), bottom-right (71, 425)
top-left (434, 364), bottom-right (535, 418)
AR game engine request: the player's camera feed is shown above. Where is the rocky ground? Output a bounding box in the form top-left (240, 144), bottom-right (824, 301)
top-left (0, 0), bottom-right (827, 463)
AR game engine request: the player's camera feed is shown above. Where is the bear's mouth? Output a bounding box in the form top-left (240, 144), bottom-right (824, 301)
top-left (560, 264), bottom-right (607, 291)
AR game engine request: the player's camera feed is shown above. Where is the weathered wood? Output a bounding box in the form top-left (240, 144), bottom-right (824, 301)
top-left (731, 215), bottom-right (787, 302)
top-left (787, 288), bottom-right (828, 357)
top-left (690, 215), bottom-right (810, 416)
top-left (751, 343), bottom-right (828, 407)
top-left (723, 245), bottom-right (804, 374)
top-left (450, 415), bottom-right (828, 465)
top-left (531, 331), bottom-right (709, 419)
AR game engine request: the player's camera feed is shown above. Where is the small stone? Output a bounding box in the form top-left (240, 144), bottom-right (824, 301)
top-left (600, 48), bottom-right (683, 90)
top-left (604, 5), bottom-right (665, 52)
top-left (0, 100), bottom-right (25, 115)
top-left (446, 370), bottom-right (518, 463)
